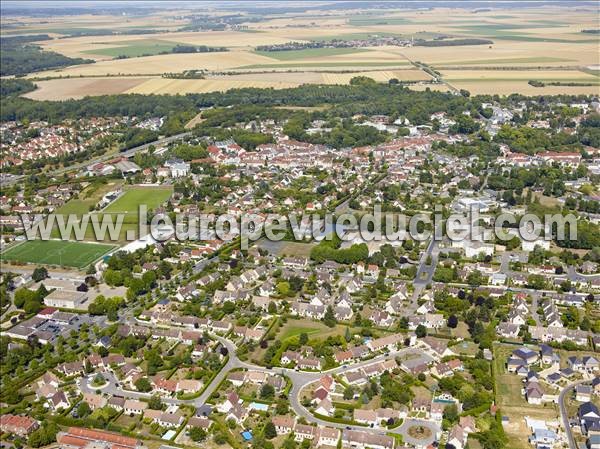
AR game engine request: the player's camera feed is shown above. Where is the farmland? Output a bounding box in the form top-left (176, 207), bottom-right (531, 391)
top-left (23, 77), bottom-right (150, 101)
top-left (442, 68), bottom-right (600, 95)
top-left (9, 5), bottom-right (600, 96)
top-left (25, 68), bottom-right (431, 99)
top-left (254, 47), bottom-right (369, 60)
top-left (81, 39), bottom-right (185, 58)
top-left (1, 240), bottom-right (116, 268)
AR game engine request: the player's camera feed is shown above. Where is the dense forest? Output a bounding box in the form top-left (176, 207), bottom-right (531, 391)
top-left (0, 34), bottom-right (93, 76)
top-left (0, 79), bottom-right (36, 97)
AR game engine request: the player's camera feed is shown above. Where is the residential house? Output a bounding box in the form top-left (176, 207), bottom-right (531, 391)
top-left (0, 414), bottom-right (39, 437)
top-left (124, 399), bottom-right (147, 415)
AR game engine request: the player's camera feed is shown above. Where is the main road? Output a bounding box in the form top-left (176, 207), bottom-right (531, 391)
top-left (411, 237), bottom-right (440, 305)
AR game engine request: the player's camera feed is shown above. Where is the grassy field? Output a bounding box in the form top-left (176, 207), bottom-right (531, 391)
top-left (82, 39), bottom-right (182, 58)
top-left (256, 239), bottom-right (315, 257)
top-left (276, 318), bottom-right (367, 343)
top-left (103, 186), bottom-right (173, 215)
top-left (48, 185), bottom-right (172, 242)
top-left (53, 180), bottom-right (124, 216)
top-left (254, 47), bottom-right (368, 61)
top-left (493, 342), bottom-right (559, 449)
top-left (1, 240), bottom-right (116, 268)
top-left (279, 321), bottom-right (324, 341)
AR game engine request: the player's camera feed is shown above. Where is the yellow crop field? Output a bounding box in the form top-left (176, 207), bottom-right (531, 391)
top-left (28, 50), bottom-right (278, 77)
top-left (441, 69), bottom-right (599, 81)
top-left (23, 68), bottom-right (437, 99)
top-left (407, 83), bottom-right (450, 92)
top-left (408, 41), bottom-right (599, 68)
top-left (124, 78), bottom-right (299, 94)
top-left (442, 68), bottom-right (600, 95)
top-left (22, 77), bottom-right (151, 101)
top-left (9, 4), bottom-right (600, 97)
top-left (449, 80), bottom-right (600, 96)
top-left (322, 69), bottom-right (430, 84)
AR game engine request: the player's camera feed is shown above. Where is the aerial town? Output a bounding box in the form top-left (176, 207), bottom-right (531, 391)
top-left (0, 2), bottom-right (599, 449)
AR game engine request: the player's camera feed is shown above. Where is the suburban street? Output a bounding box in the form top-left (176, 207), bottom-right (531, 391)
top-left (84, 318), bottom-right (440, 444)
top-left (559, 378), bottom-right (590, 449)
top-left (412, 237), bottom-right (440, 304)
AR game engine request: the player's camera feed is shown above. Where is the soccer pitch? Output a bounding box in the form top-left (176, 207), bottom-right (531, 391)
top-left (1, 240), bottom-right (117, 268)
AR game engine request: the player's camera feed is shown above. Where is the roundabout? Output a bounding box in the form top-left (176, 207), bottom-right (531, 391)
top-left (398, 418), bottom-right (440, 447)
top-left (408, 424), bottom-right (432, 440)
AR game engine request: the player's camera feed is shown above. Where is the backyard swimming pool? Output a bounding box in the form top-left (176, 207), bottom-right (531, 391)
top-left (249, 402), bottom-right (269, 411)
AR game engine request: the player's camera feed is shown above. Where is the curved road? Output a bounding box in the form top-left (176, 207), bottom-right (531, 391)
top-left (559, 379), bottom-right (589, 449)
top-left (82, 326), bottom-right (440, 444)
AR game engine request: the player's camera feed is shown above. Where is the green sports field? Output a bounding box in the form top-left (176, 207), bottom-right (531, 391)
top-left (102, 186), bottom-right (173, 215)
top-left (1, 240), bottom-right (116, 268)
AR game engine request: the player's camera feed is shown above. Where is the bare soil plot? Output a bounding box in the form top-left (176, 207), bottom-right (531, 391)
top-left (184, 111), bottom-right (205, 129)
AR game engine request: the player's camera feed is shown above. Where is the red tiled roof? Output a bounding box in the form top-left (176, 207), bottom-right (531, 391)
top-left (66, 427), bottom-right (138, 448)
top-left (57, 434), bottom-right (89, 447)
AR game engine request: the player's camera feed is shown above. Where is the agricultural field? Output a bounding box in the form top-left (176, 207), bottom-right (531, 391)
top-left (321, 69), bottom-right (430, 84)
top-left (123, 77), bottom-right (299, 95)
top-left (254, 47), bottom-right (369, 61)
top-left (10, 5), bottom-right (600, 96)
top-left (23, 77), bottom-right (150, 101)
top-left (24, 64), bottom-right (437, 101)
top-left (1, 240), bottom-right (116, 268)
top-left (26, 68), bottom-right (431, 99)
top-left (443, 68), bottom-right (600, 95)
top-left (81, 39), bottom-right (185, 58)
